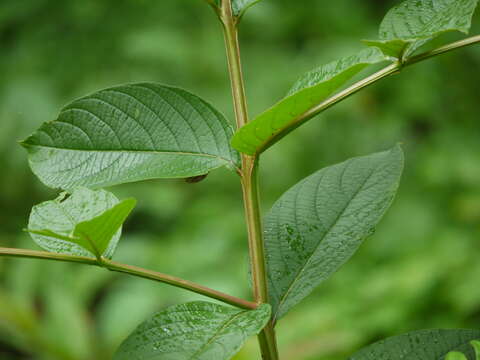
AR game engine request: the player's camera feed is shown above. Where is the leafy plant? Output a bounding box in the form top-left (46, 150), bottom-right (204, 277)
top-left (1, 0), bottom-right (480, 359)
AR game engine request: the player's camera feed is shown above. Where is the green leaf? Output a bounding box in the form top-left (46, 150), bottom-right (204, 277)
top-left (73, 198), bottom-right (136, 257)
top-left (27, 187), bottom-right (132, 258)
top-left (265, 146), bottom-right (404, 320)
top-left (232, 0), bottom-right (263, 16)
top-left (446, 352), bottom-right (469, 360)
top-left (231, 48), bottom-right (388, 155)
top-left (349, 329), bottom-right (480, 360)
top-left (21, 83), bottom-right (240, 190)
top-left (364, 0), bottom-right (479, 59)
top-left (472, 341), bottom-right (480, 359)
top-left (114, 301), bottom-right (271, 360)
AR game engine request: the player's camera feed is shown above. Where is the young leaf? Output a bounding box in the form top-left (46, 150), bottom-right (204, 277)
top-left (232, 0), bottom-right (263, 17)
top-left (73, 198), bottom-right (136, 257)
top-left (364, 0), bottom-right (479, 60)
top-left (265, 146), bottom-right (404, 320)
top-left (27, 187), bottom-right (132, 258)
top-left (231, 48), bottom-right (388, 155)
top-left (446, 352), bottom-right (469, 360)
top-left (21, 83), bottom-right (240, 190)
top-left (348, 329), bottom-right (480, 360)
top-left (114, 301), bottom-right (271, 360)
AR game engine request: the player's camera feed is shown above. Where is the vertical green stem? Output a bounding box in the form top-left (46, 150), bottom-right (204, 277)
top-left (220, 1), bottom-right (279, 359)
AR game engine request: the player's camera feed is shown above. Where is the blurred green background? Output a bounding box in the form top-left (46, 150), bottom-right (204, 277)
top-left (1, 0), bottom-right (480, 359)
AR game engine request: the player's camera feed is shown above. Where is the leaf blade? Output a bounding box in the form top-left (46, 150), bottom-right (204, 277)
top-left (231, 48), bottom-right (388, 155)
top-left (27, 187), bottom-right (127, 258)
top-left (265, 146), bottom-right (404, 320)
top-left (73, 198), bottom-right (136, 257)
top-left (114, 301), bottom-right (271, 360)
top-left (349, 329), bottom-right (480, 360)
top-left (365, 0), bottom-right (479, 59)
top-left (21, 83), bottom-right (240, 190)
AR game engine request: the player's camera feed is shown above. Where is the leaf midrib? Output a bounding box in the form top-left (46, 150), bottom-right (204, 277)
top-left (189, 310), bottom-right (249, 359)
top-left (24, 143), bottom-right (238, 169)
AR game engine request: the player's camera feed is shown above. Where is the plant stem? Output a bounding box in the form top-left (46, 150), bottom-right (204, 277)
top-left (220, 1), bottom-right (279, 359)
top-left (0, 247), bottom-right (256, 310)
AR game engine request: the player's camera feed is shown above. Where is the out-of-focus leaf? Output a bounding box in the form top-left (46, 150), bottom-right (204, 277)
top-left (446, 352), bottom-right (469, 360)
top-left (265, 146), bottom-right (404, 320)
top-left (114, 301), bottom-right (271, 360)
top-left (21, 83), bottom-right (239, 190)
top-left (231, 48), bottom-right (388, 155)
top-left (349, 329), bottom-right (480, 359)
top-left (471, 340), bottom-right (480, 359)
top-left (364, 0), bottom-right (479, 59)
top-left (27, 187), bottom-right (127, 258)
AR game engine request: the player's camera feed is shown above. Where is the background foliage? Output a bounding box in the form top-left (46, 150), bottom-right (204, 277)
top-left (0, 0), bottom-right (479, 359)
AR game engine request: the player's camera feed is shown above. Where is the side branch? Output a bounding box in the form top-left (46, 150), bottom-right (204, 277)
top-left (259, 34), bottom-right (480, 154)
top-left (0, 247), bottom-right (257, 310)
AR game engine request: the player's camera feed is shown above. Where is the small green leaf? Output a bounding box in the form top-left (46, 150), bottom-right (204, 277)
top-left (446, 352), bottom-right (469, 360)
top-left (265, 146), bottom-right (404, 320)
top-left (28, 187), bottom-right (132, 258)
top-left (21, 83), bottom-right (240, 190)
top-left (349, 329), bottom-right (480, 360)
top-left (114, 301), bottom-right (271, 360)
top-left (364, 0), bottom-right (479, 59)
top-left (232, 0), bottom-right (263, 16)
top-left (231, 48), bottom-right (388, 155)
top-left (73, 198), bottom-right (136, 257)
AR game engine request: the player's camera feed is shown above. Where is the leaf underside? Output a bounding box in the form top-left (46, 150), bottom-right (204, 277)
top-left (28, 187), bottom-right (124, 258)
top-left (231, 48), bottom-right (388, 155)
top-left (265, 146), bottom-right (404, 320)
top-left (21, 83), bottom-right (239, 190)
top-left (349, 329), bottom-right (480, 360)
top-left (114, 301), bottom-right (271, 360)
top-left (364, 0), bottom-right (479, 59)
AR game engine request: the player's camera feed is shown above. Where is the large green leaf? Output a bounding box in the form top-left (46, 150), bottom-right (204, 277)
top-left (364, 0), bottom-right (479, 59)
top-left (446, 352), bottom-right (469, 360)
top-left (21, 83), bottom-right (240, 190)
top-left (231, 48), bottom-right (388, 155)
top-left (265, 146), bottom-right (404, 320)
top-left (349, 329), bottom-right (480, 360)
top-left (27, 187), bottom-right (133, 258)
top-left (114, 301), bottom-right (271, 360)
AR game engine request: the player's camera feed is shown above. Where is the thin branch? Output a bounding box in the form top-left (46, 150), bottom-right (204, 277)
top-left (0, 247), bottom-right (257, 310)
top-left (258, 34), bottom-right (480, 155)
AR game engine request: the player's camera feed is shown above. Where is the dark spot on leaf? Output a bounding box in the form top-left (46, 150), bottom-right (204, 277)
top-left (185, 174), bottom-right (208, 184)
